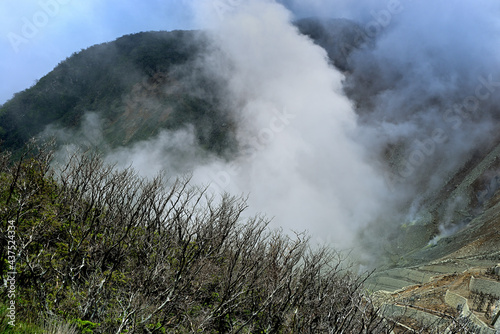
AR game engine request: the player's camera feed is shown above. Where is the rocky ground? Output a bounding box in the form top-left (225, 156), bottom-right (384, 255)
top-left (368, 261), bottom-right (500, 333)
top-left (364, 139), bottom-right (500, 332)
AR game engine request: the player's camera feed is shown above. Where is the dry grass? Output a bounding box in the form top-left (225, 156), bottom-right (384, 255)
top-left (42, 321), bottom-right (78, 334)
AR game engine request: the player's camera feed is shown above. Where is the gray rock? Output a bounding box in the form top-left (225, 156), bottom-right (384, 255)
top-left (470, 277), bottom-right (500, 299)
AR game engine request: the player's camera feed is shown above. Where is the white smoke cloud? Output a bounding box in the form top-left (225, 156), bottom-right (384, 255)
top-left (104, 126), bottom-right (206, 179)
top-left (182, 0), bottom-right (391, 248)
top-left (71, 0), bottom-right (392, 250)
top-left (179, 0), bottom-right (500, 252)
top-left (344, 0), bottom-right (500, 205)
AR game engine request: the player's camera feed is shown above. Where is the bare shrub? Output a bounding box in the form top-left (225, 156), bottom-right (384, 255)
top-left (0, 142), bottom-right (407, 332)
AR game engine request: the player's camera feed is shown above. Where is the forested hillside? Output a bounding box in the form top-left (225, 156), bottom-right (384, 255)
top-left (0, 30), bottom-right (235, 156)
top-left (0, 18), bottom-right (361, 158)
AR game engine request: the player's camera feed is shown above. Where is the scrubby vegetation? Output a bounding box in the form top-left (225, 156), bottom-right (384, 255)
top-left (0, 140), bottom-right (484, 334)
top-left (0, 139), bottom-right (486, 334)
top-left (0, 140), bottom-right (399, 333)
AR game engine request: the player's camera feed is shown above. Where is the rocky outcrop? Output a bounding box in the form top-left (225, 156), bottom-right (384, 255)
top-left (369, 262), bottom-right (500, 332)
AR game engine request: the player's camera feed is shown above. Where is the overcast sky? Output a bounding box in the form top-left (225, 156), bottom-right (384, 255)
top-left (0, 0), bottom-right (198, 104)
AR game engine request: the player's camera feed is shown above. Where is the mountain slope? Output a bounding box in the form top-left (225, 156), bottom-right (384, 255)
top-left (0, 18), bottom-right (366, 156)
top-left (0, 30), bottom-right (236, 156)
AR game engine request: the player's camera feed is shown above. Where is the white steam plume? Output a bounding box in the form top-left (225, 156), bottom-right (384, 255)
top-left (186, 0), bottom-right (390, 248)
